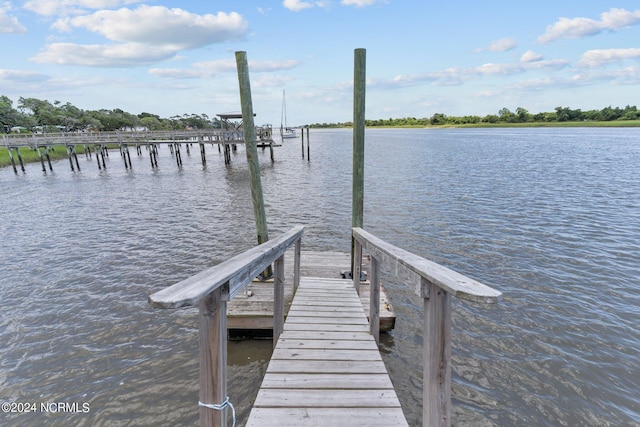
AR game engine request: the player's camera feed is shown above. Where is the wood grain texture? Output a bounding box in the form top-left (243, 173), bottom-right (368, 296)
top-left (246, 277), bottom-right (408, 426)
top-left (353, 227), bottom-right (502, 303)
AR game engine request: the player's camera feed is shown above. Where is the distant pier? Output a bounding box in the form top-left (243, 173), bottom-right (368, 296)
top-left (2, 122), bottom-right (277, 174)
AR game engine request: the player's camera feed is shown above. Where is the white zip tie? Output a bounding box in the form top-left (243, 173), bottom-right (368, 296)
top-left (198, 397), bottom-right (236, 427)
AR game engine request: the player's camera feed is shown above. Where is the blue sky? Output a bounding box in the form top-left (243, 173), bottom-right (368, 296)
top-left (2, 1), bottom-right (640, 125)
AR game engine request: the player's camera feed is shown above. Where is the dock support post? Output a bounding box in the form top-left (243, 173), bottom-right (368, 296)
top-left (97, 145), bottom-right (106, 170)
top-left (198, 286), bottom-right (229, 427)
top-left (422, 278), bottom-right (452, 427)
top-left (37, 146), bottom-right (46, 172)
top-left (236, 50), bottom-right (271, 279)
top-left (67, 145), bottom-right (80, 171)
top-left (15, 147), bottom-right (25, 172)
top-left (306, 127), bottom-right (310, 161)
top-left (301, 128), bottom-right (305, 159)
top-left (8, 147), bottom-right (17, 174)
top-left (175, 143), bottom-right (182, 167)
top-left (273, 254), bottom-right (285, 346)
top-left (351, 48), bottom-right (366, 279)
top-left (369, 256), bottom-right (380, 344)
top-left (293, 239), bottom-right (301, 293)
top-left (353, 239), bottom-right (362, 295)
top-left (200, 139), bottom-right (207, 165)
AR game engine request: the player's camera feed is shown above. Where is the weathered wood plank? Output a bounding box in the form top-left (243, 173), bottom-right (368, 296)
top-left (253, 389), bottom-right (401, 408)
top-left (353, 227), bottom-right (502, 303)
top-left (149, 225), bottom-right (304, 308)
top-left (283, 323), bottom-right (369, 332)
top-left (276, 339), bottom-right (379, 351)
top-left (247, 274), bottom-right (408, 426)
top-left (265, 359), bottom-right (388, 374)
top-left (271, 348), bottom-right (383, 361)
top-left (277, 330), bottom-right (373, 341)
top-left (284, 316), bottom-right (369, 325)
top-left (261, 373), bottom-right (394, 389)
top-left (246, 407), bottom-right (408, 427)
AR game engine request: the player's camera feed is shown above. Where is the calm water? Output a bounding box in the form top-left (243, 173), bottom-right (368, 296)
top-left (1, 128), bottom-right (639, 426)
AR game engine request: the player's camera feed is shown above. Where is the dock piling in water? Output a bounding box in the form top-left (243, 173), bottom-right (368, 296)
top-left (236, 50), bottom-right (271, 279)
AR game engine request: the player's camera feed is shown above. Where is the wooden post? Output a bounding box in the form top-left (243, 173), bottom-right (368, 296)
top-left (273, 254), bottom-right (285, 347)
top-left (15, 148), bottom-right (25, 172)
top-left (198, 286), bottom-right (228, 427)
top-left (351, 48), bottom-right (366, 277)
top-left (37, 146), bottom-right (46, 172)
top-left (293, 239), bottom-right (301, 293)
top-left (352, 239), bottom-right (362, 295)
top-left (422, 278), bottom-right (452, 427)
top-left (301, 127), bottom-right (305, 159)
top-left (8, 147), bottom-right (17, 174)
top-left (236, 51), bottom-right (271, 278)
top-left (369, 256), bottom-right (380, 344)
top-left (306, 126), bottom-right (310, 161)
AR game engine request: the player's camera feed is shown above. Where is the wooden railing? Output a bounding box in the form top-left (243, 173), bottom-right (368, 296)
top-left (352, 227), bottom-right (502, 427)
top-left (148, 225), bottom-right (304, 427)
top-left (3, 127), bottom-right (275, 149)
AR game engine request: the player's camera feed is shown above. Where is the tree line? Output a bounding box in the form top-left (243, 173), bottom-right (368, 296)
top-left (1, 95), bottom-right (220, 133)
top-left (4, 95), bottom-right (639, 132)
top-left (309, 105), bottom-right (640, 128)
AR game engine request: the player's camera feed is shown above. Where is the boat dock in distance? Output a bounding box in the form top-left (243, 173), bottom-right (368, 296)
top-left (2, 113), bottom-right (277, 173)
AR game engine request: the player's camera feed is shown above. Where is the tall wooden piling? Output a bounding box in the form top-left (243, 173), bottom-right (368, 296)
top-left (236, 51), bottom-right (271, 278)
top-left (351, 48), bottom-right (366, 277)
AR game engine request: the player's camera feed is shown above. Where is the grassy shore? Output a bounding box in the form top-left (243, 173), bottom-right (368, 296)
top-left (0, 145), bottom-right (88, 168)
top-left (432, 120), bottom-right (640, 128)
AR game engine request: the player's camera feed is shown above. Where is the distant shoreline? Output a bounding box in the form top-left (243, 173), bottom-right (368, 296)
top-left (312, 120), bottom-right (640, 129)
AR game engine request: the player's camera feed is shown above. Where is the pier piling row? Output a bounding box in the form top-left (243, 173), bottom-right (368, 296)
top-left (3, 128), bottom-right (278, 173)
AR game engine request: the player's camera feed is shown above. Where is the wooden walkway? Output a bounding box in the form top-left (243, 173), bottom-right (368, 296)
top-left (149, 225), bottom-right (501, 427)
top-left (246, 276), bottom-right (408, 426)
top-left (228, 251), bottom-right (396, 333)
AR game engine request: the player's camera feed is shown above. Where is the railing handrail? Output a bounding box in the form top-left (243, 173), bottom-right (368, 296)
top-left (149, 225), bottom-right (303, 427)
top-left (352, 227), bottom-right (501, 427)
top-left (149, 225), bottom-right (304, 309)
top-left (352, 227), bottom-right (501, 303)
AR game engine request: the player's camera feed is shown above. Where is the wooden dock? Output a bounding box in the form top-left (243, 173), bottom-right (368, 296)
top-left (2, 125), bottom-right (278, 173)
top-left (246, 276), bottom-right (408, 426)
top-left (228, 251), bottom-right (396, 334)
top-left (149, 225), bottom-right (501, 427)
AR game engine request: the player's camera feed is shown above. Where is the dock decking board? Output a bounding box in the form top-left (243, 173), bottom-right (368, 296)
top-left (245, 277), bottom-right (409, 426)
top-left (227, 251), bottom-right (396, 331)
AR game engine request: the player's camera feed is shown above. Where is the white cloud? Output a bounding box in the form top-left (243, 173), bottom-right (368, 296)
top-left (31, 42), bottom-right (179, 67)
top-left (149, 59), bottom-right (300, 79)
top-left (538, 8), bottom-right (640, 44)
top-left (32, 6), bottom-right (249, 67)
top-left (23, 0), bottom-right (144, 17)
top-left (382, 58), bottom-right (569, 88)
top-left (0, 68), bottom-right (49, 82)
top-left (578, 48), bottom-right (640, 67)
top-left (56, 6), bottom-right (247, 48)
top-left (0, 2), bottom-right (27, 33)
top-left (341, 0), bottom-right (378, 6)
top-left (475, 37), bottom-right (517, 53)
top-left (521, 50), bottom-right (543, 63)
top-left (283, 0), bottom-right (314, 12)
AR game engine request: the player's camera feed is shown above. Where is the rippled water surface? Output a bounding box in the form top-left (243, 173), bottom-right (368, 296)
top-left (1, 128), bottom-right (639, 426)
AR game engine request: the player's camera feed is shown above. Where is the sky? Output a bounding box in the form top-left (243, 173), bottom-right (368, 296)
top-left (2, 1), bottom-right (640, 125)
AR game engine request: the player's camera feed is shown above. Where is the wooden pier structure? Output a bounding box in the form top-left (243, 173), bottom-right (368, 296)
top-left (2, 120), bottom-right (276, 174)
top-left (148, 225), bottom-right (502, 427)
top-left (245, 276), bottom-right (408, 426)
